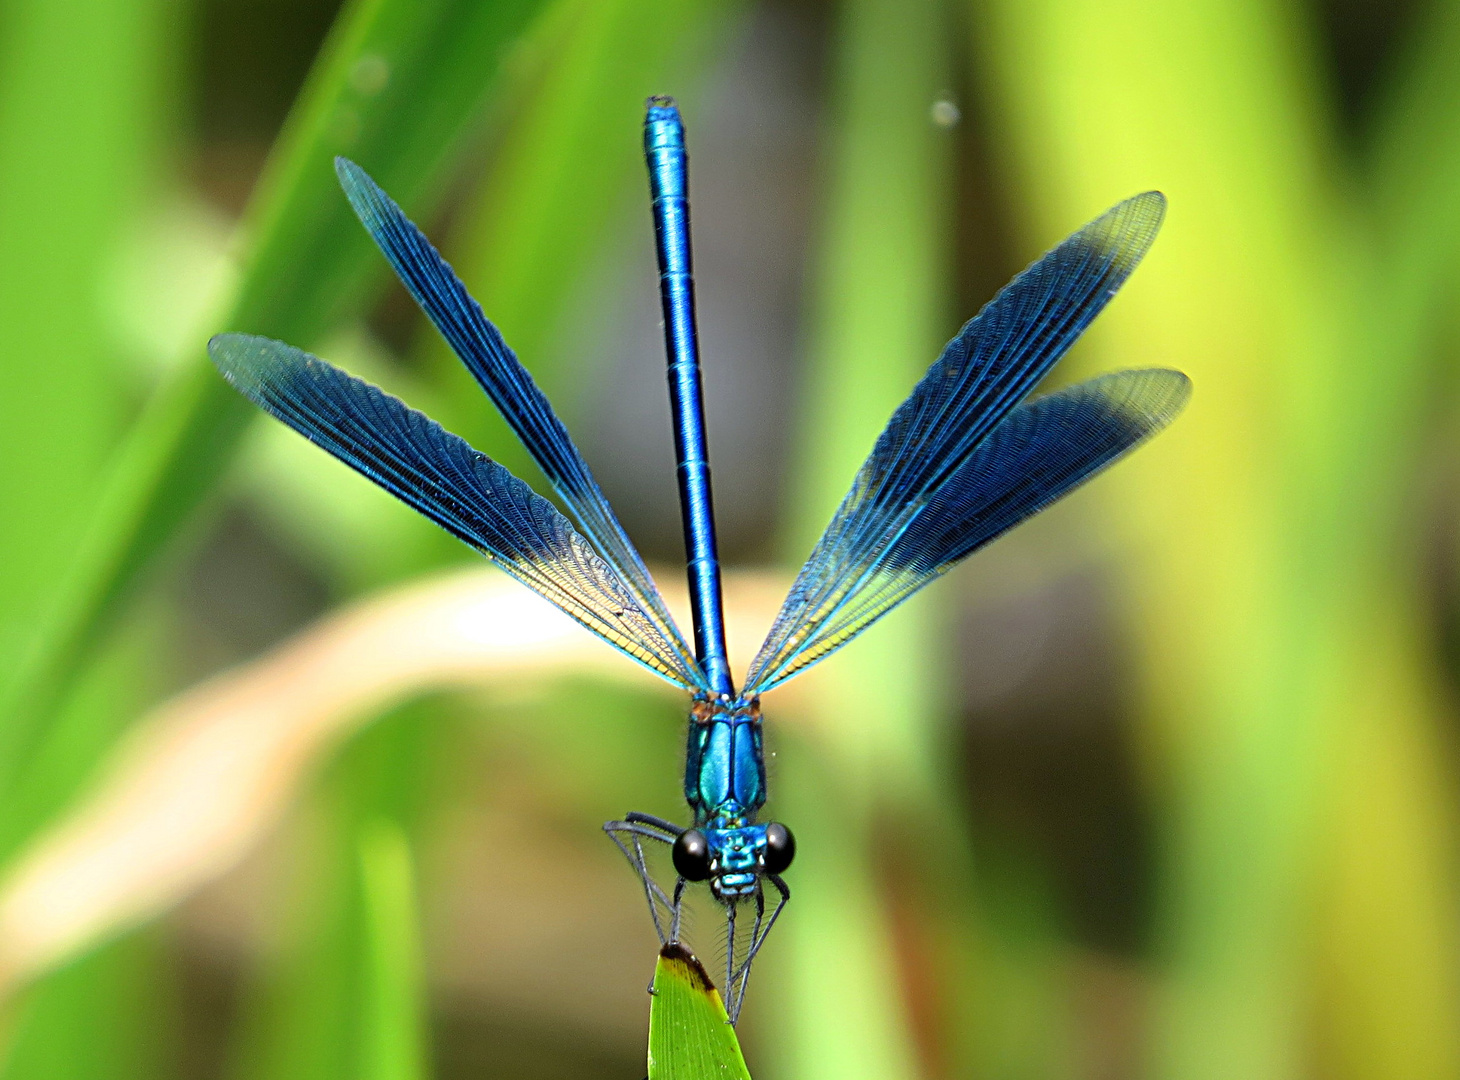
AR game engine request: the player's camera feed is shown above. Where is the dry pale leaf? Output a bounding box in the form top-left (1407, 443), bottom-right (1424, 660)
top-left (0, 565), bottom-right (791, 998)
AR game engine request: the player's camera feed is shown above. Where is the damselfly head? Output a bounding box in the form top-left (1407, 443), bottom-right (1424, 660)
top-left (687, 821), bottom-right (797, 902)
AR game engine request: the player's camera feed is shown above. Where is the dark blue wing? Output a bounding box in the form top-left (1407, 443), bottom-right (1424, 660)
top-left (743, 193), bottom-right (1170, 693)
top-left (210, 333), bottom-right (706, 690)
top-left (743, 371), bottom-right (1189, 691)
top-left (334, 158), bottom-right (701, 685)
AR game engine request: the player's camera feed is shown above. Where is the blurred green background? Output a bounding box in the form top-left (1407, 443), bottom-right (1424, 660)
top-left (0, 0), bottom-right (1457, 1077)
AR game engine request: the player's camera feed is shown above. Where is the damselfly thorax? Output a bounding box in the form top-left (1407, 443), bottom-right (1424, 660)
top-left (685, 695), bottom-right (764, 822)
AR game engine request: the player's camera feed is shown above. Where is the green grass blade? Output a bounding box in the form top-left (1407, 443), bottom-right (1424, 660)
top-left (967, 1), bottom-right (1460, 1078)
top-left (1293, 4), bottom-right (1460, 1075)
top-left (228, 0), bottom-right (550, 342)
top-left (0, 931), bottom-right (169, 1080)
top-left (769, 737), bottom-right (926, 1080)
top-left (1350, 0), bottom-right (1460, 483)
top-left (224, 792), bottom-right (359, 1080)
top-left (0, 0), bottom-right (173, 703)
top-left (648, 944), bottom-right (751, 1080)
top-left (358, 820), bottom-right (429, 1080)
top-left (224, 705), bottom-right (444, 1080)
top-left (0, 0), bottom-right (549, 795)
top-left (965, 1), bottom-right (1348, 1073)
top-left (1366, 0), bottom-right (1460, 288)
top-left (768, 0), bottom-right (952, 1077)
top-left (0, 0), bottom-right (182, 1006)
top-left (1308, 593), bottom-right (1460, 1080)
top-left (417, 0), bottom-right (746, 471)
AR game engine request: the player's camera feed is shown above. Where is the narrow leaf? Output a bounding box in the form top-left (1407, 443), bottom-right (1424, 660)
top-left (358, 820), bottom-right (428, 1080)
top-left (648, 943), bottom-right (751, 1080)
top-left (0, 0), bottom-right (549, 800)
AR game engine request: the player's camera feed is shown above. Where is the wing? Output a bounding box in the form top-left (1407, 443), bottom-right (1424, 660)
top-left (745, 370), bottom-right (1189, 691)
top-left (744, 369), bottom-right (1188, 692)
top-left (334, 158), bottom-right (700, 684)
top-left (743, 193), bottom-right (1167, 693)
top-left (210, 333), bottom-right (706, 691)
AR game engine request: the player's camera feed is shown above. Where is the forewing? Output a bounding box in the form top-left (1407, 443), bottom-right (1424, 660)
top-left (210, 333), bottom-right (705, 690)
top-left (744, 369), bottom-right (1190, 692)
top-left (745, 193), bottom-right (1166, 692)
top-left (335, 158), bottom-right (700, 685)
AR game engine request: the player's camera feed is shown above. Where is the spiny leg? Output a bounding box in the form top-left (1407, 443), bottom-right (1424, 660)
top-left (603, 819), bottom-right (677, 943)
top-left (624, 829), bottom-right (666, 943)
top-left (726, 889), bottom-right (764, 1024)
top-left (724, 901), bottom-right (738, 1018)
top-left (607, 814), bottom-right (683, 915)
top-left (670, 878), bottom-right (687, 944)
top-left (625, 811), bottom-right (685, 836)
top-left (729, 872), bottom-right (791, 1002)
top-left (751, 873), bottom-right (792, 964)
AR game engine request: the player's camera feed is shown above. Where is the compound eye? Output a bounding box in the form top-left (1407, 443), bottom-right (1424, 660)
top-left (763, 822), bottom-right (795, 874)
top-left (672, 829), bottom-right (712, 881)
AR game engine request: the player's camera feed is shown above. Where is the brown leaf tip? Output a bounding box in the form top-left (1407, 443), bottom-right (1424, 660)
top-left (659, 942), bottom-right (716, 994)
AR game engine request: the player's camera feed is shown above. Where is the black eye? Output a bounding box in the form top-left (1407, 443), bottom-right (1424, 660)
top-left (672, 829), bottom-right (711, 881)
top-left (763, 822), bottom-right (795, 874)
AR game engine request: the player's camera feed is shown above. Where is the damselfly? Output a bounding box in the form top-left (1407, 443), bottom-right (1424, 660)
top-left (210, 97), bottom-right (1189, 1023)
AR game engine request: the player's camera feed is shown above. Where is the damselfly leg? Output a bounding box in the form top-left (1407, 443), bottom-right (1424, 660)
top-left (603, 812), bottom-right (684, 945)
top-left (723, 874), bottom-right (789, 1022)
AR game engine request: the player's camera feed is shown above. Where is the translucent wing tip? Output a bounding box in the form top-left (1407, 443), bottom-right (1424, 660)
top-left (209, 331), bottom-right (281, 392)
top-left (334, 156), bottom-right (391, 231)
top-left (1130, 189), bottom-right (1167, 215)
top-left (1101, 366), bottom-right (1190, 423)
top-left (334, 155), bottom-right (365, 187)
top-left (206, 331), bottom-right (235, 360)
top-left (1081, 191), bottom-right (1167, 278)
